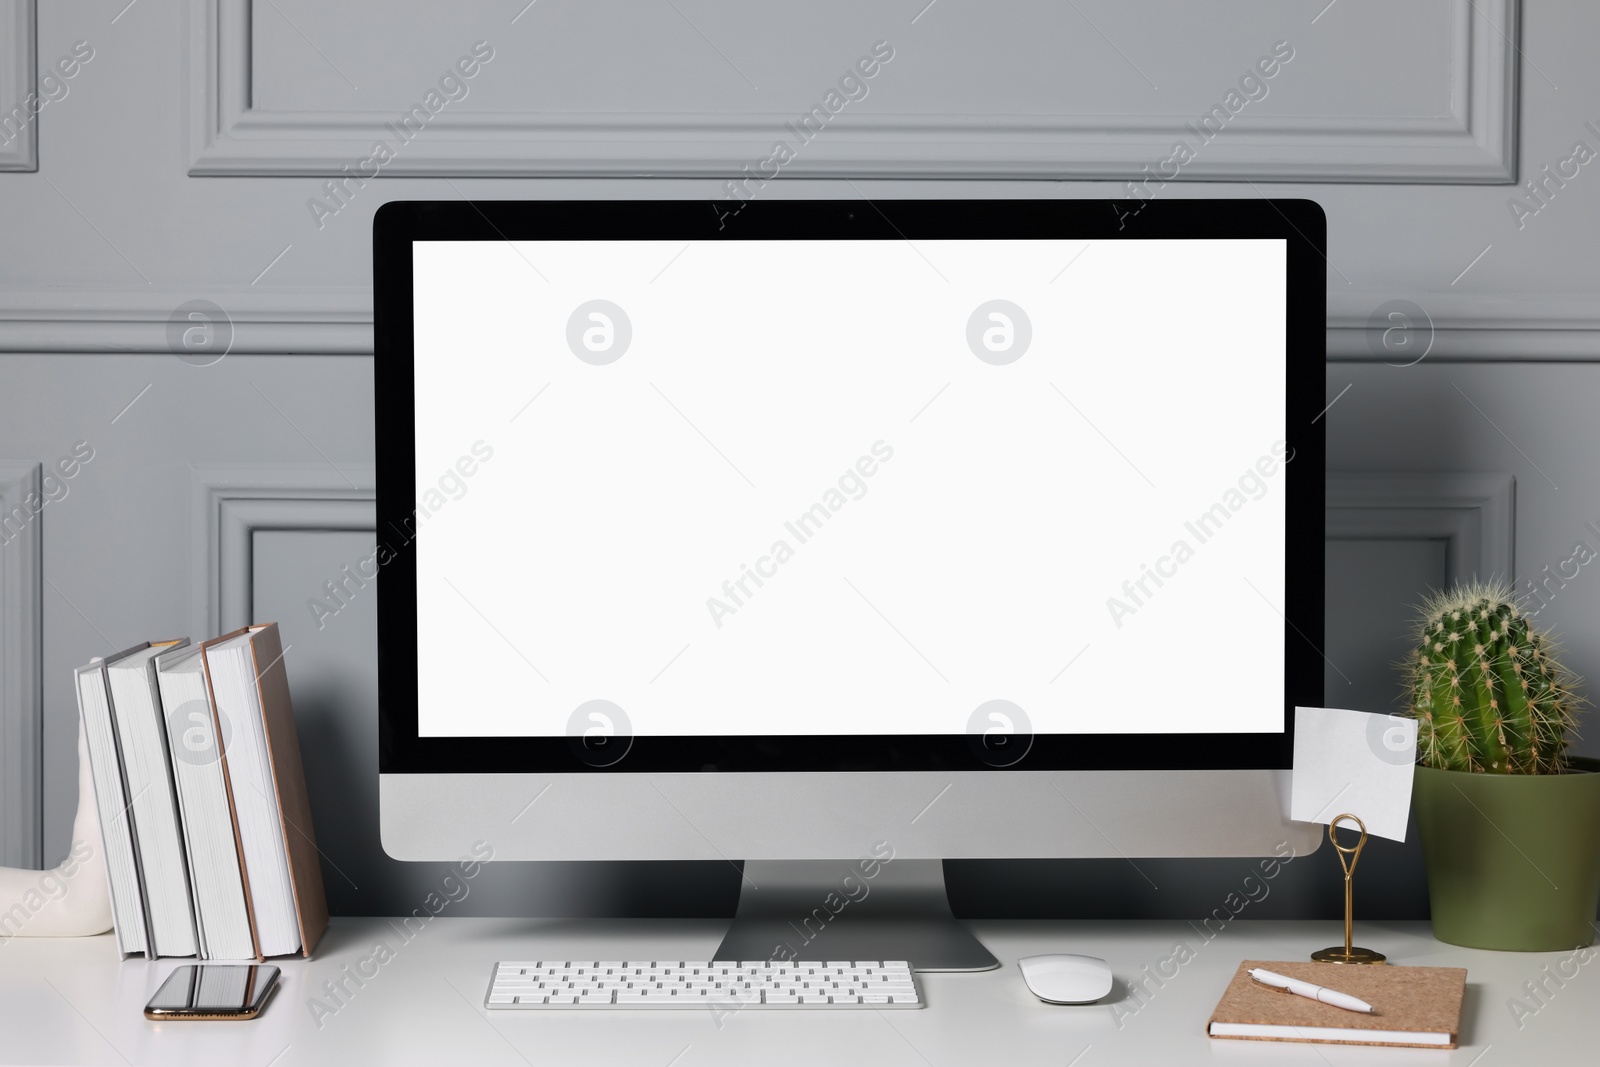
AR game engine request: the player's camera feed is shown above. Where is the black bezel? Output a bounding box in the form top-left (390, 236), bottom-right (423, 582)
top-left (375, 198), bottom-right (1326, 774)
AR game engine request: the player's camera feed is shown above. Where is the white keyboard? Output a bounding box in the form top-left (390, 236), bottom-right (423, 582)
top-left (486, 960), bottom-right (923, 1009)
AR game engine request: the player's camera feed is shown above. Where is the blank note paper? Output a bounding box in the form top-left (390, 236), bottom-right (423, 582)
top-left (1290, 706), bottom-right (1417, 843)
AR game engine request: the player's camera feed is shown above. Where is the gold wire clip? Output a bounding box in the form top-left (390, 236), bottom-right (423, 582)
top-left (1310, 813), bottom-right (1387, 965)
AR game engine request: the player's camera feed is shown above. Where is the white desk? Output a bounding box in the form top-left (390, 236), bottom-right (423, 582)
top-left (0, 918), bottom-right (1588, 1064)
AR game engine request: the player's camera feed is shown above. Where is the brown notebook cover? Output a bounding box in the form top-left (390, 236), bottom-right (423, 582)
top-left (200, 623), bottom-right (329, 960)
top-left (1207, 960), bottom-right (1467, 1050)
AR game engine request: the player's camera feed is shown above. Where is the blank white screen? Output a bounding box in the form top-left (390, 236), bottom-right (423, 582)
top-left (412, 238), bottom-right (1286, 737)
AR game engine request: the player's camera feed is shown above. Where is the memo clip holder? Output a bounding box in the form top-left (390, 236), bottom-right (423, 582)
top-left (1310, 814), bottom-right (1386, 965)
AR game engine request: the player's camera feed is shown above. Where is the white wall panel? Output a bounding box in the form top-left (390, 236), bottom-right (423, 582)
top-left (1327, 471), bottom-right (1514, 586)
top-left (0, 0), bottom-right (36, 172)
top-left (1324, 470), bottom-right (1516, 720)
top-left (188, 464), bottom-right (375, 637)
top-left (194, 0), bottom-right (1515, 181)
top-left (0, 462), bottom-right (42, 867)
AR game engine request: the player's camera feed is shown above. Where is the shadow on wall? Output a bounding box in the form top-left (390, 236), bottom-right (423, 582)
top-left (944, 824), bottom-right (1430, 920)
top-left (292, 685), bottom-right (743, 919)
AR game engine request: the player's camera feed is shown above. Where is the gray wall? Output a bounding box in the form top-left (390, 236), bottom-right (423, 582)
top-left (3, 0), bottom-right (1598, 919)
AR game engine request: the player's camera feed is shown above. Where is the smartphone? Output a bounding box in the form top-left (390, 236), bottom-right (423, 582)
top-left (144, 964), bottom-right (280, 1021)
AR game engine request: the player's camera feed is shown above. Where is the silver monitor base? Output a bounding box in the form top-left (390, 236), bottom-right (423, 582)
top-left (712, 859), bottom-right (999, 972)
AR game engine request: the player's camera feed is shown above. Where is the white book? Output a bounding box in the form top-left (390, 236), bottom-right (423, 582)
top-left (206, 632), bottom-right (301, 957)
top-left (73, 648), bottom-right (149, 958)
top-left (105, 641), bottom-right (198, 959)
top-left (155, 644), bottom-right (256, 960)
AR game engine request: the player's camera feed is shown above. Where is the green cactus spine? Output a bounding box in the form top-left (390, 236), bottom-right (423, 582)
top-left (1407, 582), bottom-right (1580, 774)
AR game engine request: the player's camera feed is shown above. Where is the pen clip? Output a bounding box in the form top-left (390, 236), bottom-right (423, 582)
top-left (1248, 973), bottom-right (1292, 995)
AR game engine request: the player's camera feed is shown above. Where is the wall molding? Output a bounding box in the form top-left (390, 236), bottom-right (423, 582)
top-left (1326, 472), bottom-right (1516, 589)
top-left (0, 285), bottom-right (370, 355)
top-left (1327, 291), bottom-right (1600, 362)
top-left (190, 465), bottom-right (376, 639)
top-left (187, 0), bottom-right (1517, 182)
top-left (0, 0), bottom-right (36, 172)
top-left (0, 462), bottom-right (43, 868)
top-left (11, 284), bottom-right (1600, 361)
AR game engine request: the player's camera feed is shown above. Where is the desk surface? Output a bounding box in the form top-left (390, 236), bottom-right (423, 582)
top-left (0, 917), bottom-right (1589, 1064)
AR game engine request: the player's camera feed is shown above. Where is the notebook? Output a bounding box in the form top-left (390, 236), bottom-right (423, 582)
top-left (202, 623), bottom-right (328, 959)
top-left (74, 647), bottom-right (150, 957)
top-left (104, 641), bottom-right (198, 958)
top-left (155, 643), bottom-right (256, 960)
top-left (1207, 960), bottom-right (1468, 1049)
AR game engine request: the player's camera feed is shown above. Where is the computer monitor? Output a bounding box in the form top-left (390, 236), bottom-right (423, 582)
top-left (375, 198), bottom-right (1326, 970)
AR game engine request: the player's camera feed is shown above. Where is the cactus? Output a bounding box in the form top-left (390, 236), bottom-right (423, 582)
top-left (1406, 582), bottom-right (1582, 774)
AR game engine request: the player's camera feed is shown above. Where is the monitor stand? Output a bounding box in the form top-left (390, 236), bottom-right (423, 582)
top-left (711, 859), bottom-right (999, 972)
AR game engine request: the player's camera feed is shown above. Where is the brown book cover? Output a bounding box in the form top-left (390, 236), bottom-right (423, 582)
top-left (200, 624), bottom-right (328, 960)
top-left (1207, 960), bottom-right (1467, 1050)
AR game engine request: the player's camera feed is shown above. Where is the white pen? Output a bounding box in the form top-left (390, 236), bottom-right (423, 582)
top-left (1248, 968), bottom-right (1375, 1014)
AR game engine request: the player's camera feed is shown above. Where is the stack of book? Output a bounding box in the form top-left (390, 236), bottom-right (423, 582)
top-left (73, 623), bottom-right (327, 960)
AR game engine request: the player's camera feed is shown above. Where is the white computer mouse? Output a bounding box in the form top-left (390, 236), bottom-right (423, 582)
top-left (1018, 954), bottom-right (1115, 1004)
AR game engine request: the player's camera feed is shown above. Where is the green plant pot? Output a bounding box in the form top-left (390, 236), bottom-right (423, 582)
top-left (1415, 757), bottom-right (1600, 951)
